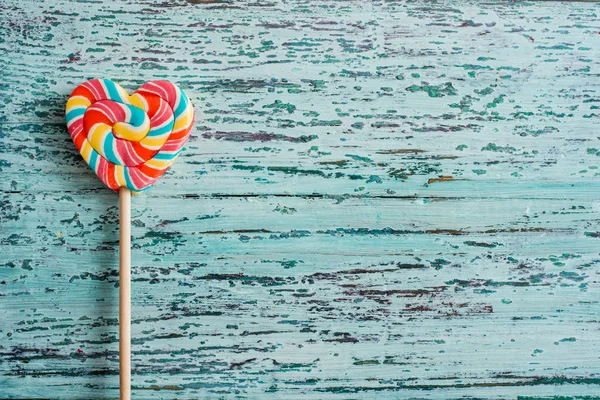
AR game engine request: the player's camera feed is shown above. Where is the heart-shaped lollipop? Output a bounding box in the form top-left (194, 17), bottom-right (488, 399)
top-left (65, 78), bottom-right (194, 192)
top-left (65, 78), bottom-right (194, 399)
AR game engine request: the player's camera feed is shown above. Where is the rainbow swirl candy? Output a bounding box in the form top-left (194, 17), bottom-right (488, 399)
top-left (65, 79), bottom-right (194, 192)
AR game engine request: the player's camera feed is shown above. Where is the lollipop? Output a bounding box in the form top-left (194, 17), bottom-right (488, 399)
top-left (66, 78), bottom-right (194, 192)
top-left (65, 78), bottom-right (194, 399)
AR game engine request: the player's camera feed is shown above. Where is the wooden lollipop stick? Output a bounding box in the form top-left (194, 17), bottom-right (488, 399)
top-left (119, 187), bottom-right (131, 400)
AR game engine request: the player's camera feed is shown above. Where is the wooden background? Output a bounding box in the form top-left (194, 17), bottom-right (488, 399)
top-left (1, 0), bottom-right (600, 398)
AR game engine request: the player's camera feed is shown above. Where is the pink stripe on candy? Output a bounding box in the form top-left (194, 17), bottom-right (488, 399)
top-left (128, 167), bottom-right (157, 190)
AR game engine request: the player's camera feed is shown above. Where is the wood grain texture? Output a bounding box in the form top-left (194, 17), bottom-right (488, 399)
top-left (1, 0), bottom-right (600, 398)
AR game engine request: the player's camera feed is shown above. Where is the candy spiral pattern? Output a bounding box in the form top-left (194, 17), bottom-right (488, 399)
top-left (65, 79), bottom-right (194, 192)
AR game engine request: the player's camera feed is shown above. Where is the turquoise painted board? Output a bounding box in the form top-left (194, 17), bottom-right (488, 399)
top-left (1, 0), bottom-right (600, 398)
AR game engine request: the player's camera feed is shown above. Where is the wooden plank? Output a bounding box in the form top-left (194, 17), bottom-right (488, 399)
top-left (1, 0), bottom-right (599, 398)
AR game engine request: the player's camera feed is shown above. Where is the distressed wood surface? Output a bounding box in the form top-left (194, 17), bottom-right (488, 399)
top-left (1, 0), bottom-right (600, 398)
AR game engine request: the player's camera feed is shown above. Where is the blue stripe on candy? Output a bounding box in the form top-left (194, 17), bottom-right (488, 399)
top-left (123, 167), bottom-right (135, 191)
top-left (126, 104), bottom-right (146, 128)
top-left (88, 150), bottom-right (99, 171)
top-left (104, 79), bottom-right (125, 103)
top-left (66, 108), bottom-right (85, 123)
top-left (146, 120), bottom-right (175, 138)
top-left (152, 151), bottom-right (177, 161)
top-left (173, 89), bottom-right (188, 118)
top-left (102, 134), bottom-right (120, 165)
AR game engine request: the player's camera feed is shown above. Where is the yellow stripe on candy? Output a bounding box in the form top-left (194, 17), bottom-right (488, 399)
top-left (113, 121), bottom-right (149, 142)
top-left (118, 86), bottom-right (131, 104)
top-left (115, 166), bottom-right (127, 187)
top-left (141, 136), bottom-right (168, 149)
top-left (172, 107), bottom-right (194, 132)
top-left (129, 93), bottom-right (147, 112)
top-left (66, 96), bottom-right (91, 111)
top-left (145, 157), bottom-right (173, 169)
top-left (80, 141), bottom-right (94, 164)
top-left (88, 123), bottom-right (111, 158)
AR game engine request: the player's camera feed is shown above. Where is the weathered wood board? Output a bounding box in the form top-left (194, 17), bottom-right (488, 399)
top-left (1, 0), bottom-right (600, 398)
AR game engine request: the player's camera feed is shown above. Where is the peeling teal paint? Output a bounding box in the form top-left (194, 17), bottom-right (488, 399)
top-left (2, 0), bottom-right (600, 398)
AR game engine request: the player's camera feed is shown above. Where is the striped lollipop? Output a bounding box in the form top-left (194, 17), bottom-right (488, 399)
top-left (65, 78), bottom-right (194, 192)
top-left (64, 78), bottom-right (194, 400)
